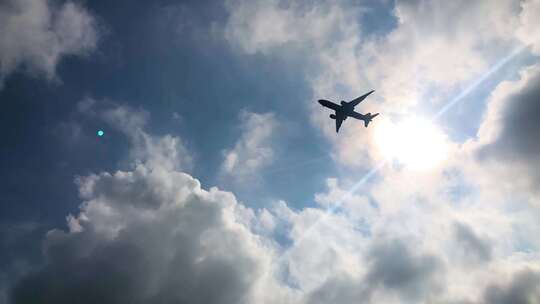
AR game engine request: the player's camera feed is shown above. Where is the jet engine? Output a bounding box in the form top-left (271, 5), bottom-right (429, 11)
top-left (329, 114), bottom-right (336, 119)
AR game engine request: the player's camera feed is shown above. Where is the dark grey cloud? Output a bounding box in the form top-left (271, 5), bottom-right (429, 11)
top-left (0, 222), bottom-right (47, 304)
top-left (411, 270), bottom-right (540, 304)
top-left (306, 239), bottom-right (443, 304)
top-left (482, 270), bottom-right (540, 304)
top-left (306, 273), bottom-right (367, 304)
top-left (477, 65), bottom-right (540, 192)
top-left (454, 222), bottom-right (492, 264)
top-left (479, 69), bottom-right (540, 160)
top-left (365, 239), bottom-right (443, 300)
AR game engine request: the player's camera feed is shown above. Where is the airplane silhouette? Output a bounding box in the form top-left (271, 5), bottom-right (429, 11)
top-left (318, 90), bottom-right (379, 133)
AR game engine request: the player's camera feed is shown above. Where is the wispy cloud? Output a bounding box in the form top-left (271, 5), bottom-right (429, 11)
top-left (0, 0), bottom-right (99, 89)
top-left (221, 111), bottom-right (277, 183)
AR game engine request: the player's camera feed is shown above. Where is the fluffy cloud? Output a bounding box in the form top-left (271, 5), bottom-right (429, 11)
top-left (0, 0), bottom-right (98, 88)
top-left (221, 111), bottom-right (277, 182)
top-left (102, 105), bottom-right (192, 171)
top-left (223, 0), bottom-right (536, 168)
top-left (9, 105), bottom-right (291, 304)
top-left (11, 169), bottom-right (284, 303)
top-left (290, 161), bottom-right (539, 303)
top-left (217, 0), bottom-right (533, 125)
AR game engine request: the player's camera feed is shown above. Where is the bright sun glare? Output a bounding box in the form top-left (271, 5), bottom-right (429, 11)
top-left (375, 117), bottom-right (448, 170)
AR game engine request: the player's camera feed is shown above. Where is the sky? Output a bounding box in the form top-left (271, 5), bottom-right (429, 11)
top-left (0, 0), bottom-right (540, 303)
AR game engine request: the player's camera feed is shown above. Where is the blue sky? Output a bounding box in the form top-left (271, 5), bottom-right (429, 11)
top-left (1, 0), bottom-right (540, 303)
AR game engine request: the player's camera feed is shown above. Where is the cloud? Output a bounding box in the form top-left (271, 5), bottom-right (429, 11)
top-left (472, 64), bottom-right (540, 199)
top-left (222, 0), bottom-right (522, 97)
top-left (221, 111), bottom-right (277, 182)
top-left (0, 0), bottom-right (98, 88)
top-left (223, 0), bottom-right (535, 168)
top-left (365, 239), bottom-right (443, 300)
top-left (516, 0), bottom-right (540, 54)
top-left (9, 105), bottom-right (291, 304)
top-left (482, 270), bottom-right (540, 304)
top-left (11, 171), bottom-right (281, 303)
top-left (223, 0), bottom-right (357, 55)
top-left (101, 105), bottom-right (150, 137)
top-left (300, 151), bottom-right (540, 303)
top-left (83, 99), bottom-right (192, 171)
top-left (0, 222), bottom-right (44, 304)
top-left (306, 239), bottom-right (443, 304)
top-left (453, 222), bottom-right (492, 264)
top-left (223, 0), bottom-right (373, 166)
top-left (357, 0), bottom-right (522, 112)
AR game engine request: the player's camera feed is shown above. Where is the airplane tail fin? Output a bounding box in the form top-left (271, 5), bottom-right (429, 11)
top-left (364, 113), bottom-right (379, 127)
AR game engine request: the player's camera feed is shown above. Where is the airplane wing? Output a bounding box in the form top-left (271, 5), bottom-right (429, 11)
top-left (348, 90), bottom-right (375, 108)
top-left (318, 99), bottom-right (340, 111)
top-left (335, 111), bottom-right (345, 133)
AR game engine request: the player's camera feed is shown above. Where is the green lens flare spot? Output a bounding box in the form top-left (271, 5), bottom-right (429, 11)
top-left (97, 130), bottom-right (104, 137)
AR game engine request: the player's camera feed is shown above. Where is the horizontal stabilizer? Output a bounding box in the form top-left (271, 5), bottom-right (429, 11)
top-left (364, 113), bottom-right (379, 127)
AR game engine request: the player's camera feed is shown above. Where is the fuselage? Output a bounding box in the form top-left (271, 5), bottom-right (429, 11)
top-left (338, 101), bottom-right (365, 119)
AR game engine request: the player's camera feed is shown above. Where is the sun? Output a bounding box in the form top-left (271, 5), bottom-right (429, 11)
top-left (374, 117), bottom-right (448, 170)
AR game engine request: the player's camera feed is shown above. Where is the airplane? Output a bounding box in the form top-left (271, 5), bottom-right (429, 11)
top-left (318, 90), bottom-right (379, 133)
